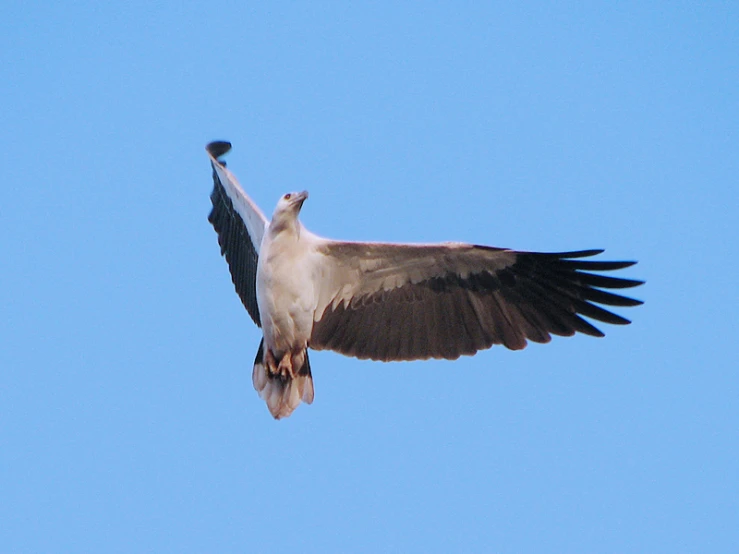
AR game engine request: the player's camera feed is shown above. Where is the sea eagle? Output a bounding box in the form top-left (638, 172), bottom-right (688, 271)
top-left (206, 141), bottom-right (643, 419)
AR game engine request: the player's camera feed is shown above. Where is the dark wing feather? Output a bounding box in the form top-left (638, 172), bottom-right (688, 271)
top-left (206, 142), bottom-right (266, 327)
top-left (310, 244), bottom-right (643, 361)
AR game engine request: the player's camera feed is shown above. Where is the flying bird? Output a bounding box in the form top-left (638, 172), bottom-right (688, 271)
top-left (206, 141), bottom-right (643, 419)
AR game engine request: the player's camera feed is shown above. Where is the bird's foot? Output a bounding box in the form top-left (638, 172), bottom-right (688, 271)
top-left (264, 349), bottom-right (295, 381)
top-left (277, 352), bottom-right (295, 380)
top-left (265, 349), bottom-right (280, 378)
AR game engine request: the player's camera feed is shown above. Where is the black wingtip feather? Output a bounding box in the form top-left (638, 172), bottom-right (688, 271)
top-left (207, 140), bottom-right (232, 159)
top-left (508, 248), bottom-right (643, 335)
top-left (558, 260), bottom-right (638, 271)
top-left (537, 249), bottom-right (605, 259)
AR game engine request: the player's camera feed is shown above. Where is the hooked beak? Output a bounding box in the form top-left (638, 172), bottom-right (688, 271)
top-left (294, 190), bottom-right (308, 209)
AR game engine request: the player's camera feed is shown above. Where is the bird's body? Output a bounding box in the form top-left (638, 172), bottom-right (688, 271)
top-left (254, 205), bottom-right (318, 413)
top-left (206, 141), bottom-right (644, 419)
top-left (257, 216), bottom-right (315, 357)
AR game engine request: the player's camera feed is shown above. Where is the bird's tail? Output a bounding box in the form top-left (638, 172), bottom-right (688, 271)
top-left (252, 339), bottom-right (315, 419)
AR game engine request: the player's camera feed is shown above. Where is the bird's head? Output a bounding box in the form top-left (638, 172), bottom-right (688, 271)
top-left (271, 191), bottom-right (309, 233)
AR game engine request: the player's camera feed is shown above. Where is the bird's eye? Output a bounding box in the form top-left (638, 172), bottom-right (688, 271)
top-left (284, 193), bottom-right (292, 200)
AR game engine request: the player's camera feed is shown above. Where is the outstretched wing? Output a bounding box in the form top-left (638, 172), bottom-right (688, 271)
top-left (206, 141), bottom-right (268, 327)
top-left (309, 241), bottom-right (643, 361)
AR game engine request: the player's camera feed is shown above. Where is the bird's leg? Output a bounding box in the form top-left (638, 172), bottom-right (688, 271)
top-left (292, 350), bottom-right (306, 375)
top-left (265, 348), bottom-right (279, 377)
top-left (277, 351), bottom-right (294, 379)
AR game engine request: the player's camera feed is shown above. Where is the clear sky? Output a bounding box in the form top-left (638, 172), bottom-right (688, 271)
top-left (1, 2), bottom-right (737, 552)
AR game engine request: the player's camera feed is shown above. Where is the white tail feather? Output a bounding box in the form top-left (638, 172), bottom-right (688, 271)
top-left (252, 354), bottom-right (314, 419)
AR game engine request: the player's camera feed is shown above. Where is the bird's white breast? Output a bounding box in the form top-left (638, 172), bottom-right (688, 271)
top-left (256, 227), bottom-right (318, 355)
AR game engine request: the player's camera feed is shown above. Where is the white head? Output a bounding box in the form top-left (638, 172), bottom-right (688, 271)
top-left (270, 191), bottom-right (309, 234)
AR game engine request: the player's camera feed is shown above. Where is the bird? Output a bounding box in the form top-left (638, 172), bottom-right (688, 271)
top-left (206, 140), bottom-right (643, 419)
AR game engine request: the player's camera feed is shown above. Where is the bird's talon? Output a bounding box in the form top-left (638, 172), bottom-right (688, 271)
top-left (265, 349), bottom-right (279, 377)
top-left (278, 352), bottom-right (294, 379)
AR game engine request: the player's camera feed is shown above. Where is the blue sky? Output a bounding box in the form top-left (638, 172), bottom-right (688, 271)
top-left (1, 2), bottom-right (737, 552)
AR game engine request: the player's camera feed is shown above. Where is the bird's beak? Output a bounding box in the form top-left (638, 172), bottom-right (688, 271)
top-left (295, 190), bottom-right (308, 208)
